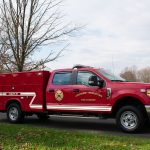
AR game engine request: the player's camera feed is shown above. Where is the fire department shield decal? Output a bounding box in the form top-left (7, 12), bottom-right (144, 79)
top-left (55, 90), bottom-right (64, 101)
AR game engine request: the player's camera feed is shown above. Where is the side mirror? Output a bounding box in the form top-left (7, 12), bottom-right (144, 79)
top-left (89, 75), bottom-right (104, 88)
top-left (88, 75), bottom-right (98, 86)
top-left (98, 80), bottom-right (105, 88)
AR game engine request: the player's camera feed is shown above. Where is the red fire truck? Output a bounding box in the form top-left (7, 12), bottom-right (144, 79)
top-left (0, 65), bottom-right (150, 133)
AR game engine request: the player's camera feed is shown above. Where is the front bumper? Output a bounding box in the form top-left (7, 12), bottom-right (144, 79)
top-left (145, 105), bottom-right (150, 118)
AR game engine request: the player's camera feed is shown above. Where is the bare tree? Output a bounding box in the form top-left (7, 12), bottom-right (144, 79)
top-left (0, 44), bottom-right (11, 72)
top-left (137, 67), bottom-right (150, 83)
top-left (120, 66), bottom-right (150, 83)
top-left (0, 0), bottom-right (79, 72)
top-left (120, 66), bottom-right (138, 82)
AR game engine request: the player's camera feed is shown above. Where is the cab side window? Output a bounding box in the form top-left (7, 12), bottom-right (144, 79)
top-left (77, 71), bottom-right (95, 86)
top-left (53, 72), bottom-right (72, 85)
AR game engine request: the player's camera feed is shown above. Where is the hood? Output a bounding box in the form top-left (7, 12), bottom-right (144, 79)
top-left (111, 81), bottom-right (150, 89)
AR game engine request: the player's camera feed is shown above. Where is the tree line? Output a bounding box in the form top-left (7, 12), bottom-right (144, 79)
top-left (120, 66), bottom-right (150, 83)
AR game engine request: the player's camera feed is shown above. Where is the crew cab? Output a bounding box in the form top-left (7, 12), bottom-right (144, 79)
top-left (0, 65), bottom-right (150, 133)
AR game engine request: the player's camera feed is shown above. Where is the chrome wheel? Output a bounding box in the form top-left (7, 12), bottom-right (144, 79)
top-left (9, 107), bottom-right (19, 121)
top-left (120, 111), bottom-right (137, 130)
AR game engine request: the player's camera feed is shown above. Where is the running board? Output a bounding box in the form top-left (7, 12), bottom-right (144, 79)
top-left (49, 114), bottom-right (108, 119)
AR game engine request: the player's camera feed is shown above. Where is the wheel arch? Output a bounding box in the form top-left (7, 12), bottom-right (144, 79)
top-left (112, 96), bottom-right (147, 118)
top-left (5, 99), bottom-right (22, 110)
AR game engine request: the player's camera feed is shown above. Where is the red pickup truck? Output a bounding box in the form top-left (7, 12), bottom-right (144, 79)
top-left (0, 65), bottom-right (150, 133)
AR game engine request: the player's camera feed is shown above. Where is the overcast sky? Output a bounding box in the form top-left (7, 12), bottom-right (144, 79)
top-left (46, 0), bottom-right (150, 74)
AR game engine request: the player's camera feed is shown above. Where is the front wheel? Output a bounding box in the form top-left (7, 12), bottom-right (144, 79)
top-left (116, 106), bottom-right (145, 133)
top-left (7, 103), bottom-right (24, 123)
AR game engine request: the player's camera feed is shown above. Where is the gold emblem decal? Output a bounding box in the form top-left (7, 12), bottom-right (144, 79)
top-left (55, 90), bottom-right (64, 101)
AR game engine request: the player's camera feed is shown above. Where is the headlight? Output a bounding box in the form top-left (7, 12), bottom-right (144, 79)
top-left (147, 89), bottom-right (150, 97)
top-left (140, 89), bottom-right (150, 97)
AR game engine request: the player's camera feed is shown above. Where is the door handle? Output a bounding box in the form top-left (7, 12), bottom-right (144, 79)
top-left (49, 89), bottom-right (54, 93)
top-left (73, 89), bottom-right (80, 92)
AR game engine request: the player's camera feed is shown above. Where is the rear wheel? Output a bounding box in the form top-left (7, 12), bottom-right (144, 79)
top-left (7, 103), bottom-right (24, 123)
top-left (116, 106), bottom-right (144, 133)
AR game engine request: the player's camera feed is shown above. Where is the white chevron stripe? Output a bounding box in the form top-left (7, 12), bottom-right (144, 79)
top-left (0, 92), bottom-right (42, 109)
top-left (46, 105), bottom-right (112, 111)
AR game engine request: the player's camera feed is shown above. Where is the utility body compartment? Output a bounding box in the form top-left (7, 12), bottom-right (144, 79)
top-left (0, 71), bottom-right (50, 112)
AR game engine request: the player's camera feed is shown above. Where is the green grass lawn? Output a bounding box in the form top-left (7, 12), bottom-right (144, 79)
top-left (0, 123), bottom-right (150, 150)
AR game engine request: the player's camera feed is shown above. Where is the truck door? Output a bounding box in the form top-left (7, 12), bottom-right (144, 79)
top-left (46, 71), bottom-right (74, 110)
top-left (70, 70), bottom-right (110, 112)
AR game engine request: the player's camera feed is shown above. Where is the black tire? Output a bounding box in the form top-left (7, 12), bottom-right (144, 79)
top-left (116, 106), bottom-right (145, 133)
top-left (37, 114), bottom-right (49, 121)
top-left (7, 103), bottom-right (24, 123)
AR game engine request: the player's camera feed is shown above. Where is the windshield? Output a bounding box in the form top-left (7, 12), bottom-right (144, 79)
top-left (98, 69), bottom-right (125, 82)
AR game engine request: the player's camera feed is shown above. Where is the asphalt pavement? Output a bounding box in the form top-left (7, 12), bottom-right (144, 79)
top-left (1, 113), bottom-right (150, 138)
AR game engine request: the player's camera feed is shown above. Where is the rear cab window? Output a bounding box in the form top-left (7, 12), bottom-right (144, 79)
top-left (52, 72), bottom-right (72, 85)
